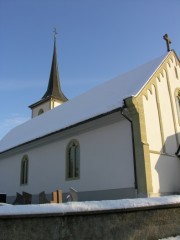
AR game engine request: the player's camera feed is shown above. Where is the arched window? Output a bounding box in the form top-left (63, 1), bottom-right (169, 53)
top-left (66, 140), bottom-right (80, 180)
top-left (38, 109), bottom-right (44, 115)
top-left (20, 155), bottom-right (29, 185)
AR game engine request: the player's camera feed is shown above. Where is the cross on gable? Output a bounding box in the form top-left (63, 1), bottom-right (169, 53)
top-left (163, 34), bottom-right (171, 52)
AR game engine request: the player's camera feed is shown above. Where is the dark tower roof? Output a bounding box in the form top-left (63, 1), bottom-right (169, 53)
top-left (42, 35), bottom-right (68, 102)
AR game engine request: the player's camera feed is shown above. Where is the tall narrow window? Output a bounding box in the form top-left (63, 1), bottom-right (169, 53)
top-left (20, 155), bottom-right (29, 185)
top-left (66, 140), bottom-right (80, 180)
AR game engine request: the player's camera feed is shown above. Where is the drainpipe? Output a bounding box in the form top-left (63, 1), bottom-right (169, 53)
top-left (121, 101), bottom-right (138, 191)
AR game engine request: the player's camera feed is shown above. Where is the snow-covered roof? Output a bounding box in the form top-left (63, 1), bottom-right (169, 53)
top-left (0, 52), bottom-right (170, 153)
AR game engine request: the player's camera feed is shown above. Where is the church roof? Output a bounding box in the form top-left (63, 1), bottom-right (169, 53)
top-left (0, 51), bottom-right (172, 153)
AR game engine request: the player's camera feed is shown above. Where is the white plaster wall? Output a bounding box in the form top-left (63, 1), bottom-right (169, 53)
top-left (78, 119), bottom-right (134, 192)
top-left (0, 154), bottom-right (21, 196)
top-left (150, 153), bottom-right (180, 194)
top-left (32, 102), bottom-right (51, 118)
top-left (53, 101), bottom-right (61, 108)
top-left (143, 55), bottom-right (180, 194)
top-left (156, 70), bottom-right (177, 154)
top-left (0, 118), bottom-right (134, 197)
top-left (167, 56), bottom-right (180, 143)
top-left (143, 57), bottom-right (180, 155)
top-left (32, 100), bottom-right (62, 118)
top-left (143, 86), bottom-right (162, 152)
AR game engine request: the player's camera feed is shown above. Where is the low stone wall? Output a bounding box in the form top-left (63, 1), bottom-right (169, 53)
top-left (0, 203), bottom-right (180, 239)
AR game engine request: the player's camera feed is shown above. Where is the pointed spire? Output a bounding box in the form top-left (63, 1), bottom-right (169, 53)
top-left (42, 29), bottom-right (67, 101)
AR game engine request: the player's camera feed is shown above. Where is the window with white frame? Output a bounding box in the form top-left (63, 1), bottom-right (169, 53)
top-left (20, 155), bottom-right (29, 185)
top-left (66, 140), bottom-right (80, 180)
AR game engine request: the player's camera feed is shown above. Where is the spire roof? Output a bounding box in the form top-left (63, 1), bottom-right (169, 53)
top-left (42, 33), bottom-right (67, 101)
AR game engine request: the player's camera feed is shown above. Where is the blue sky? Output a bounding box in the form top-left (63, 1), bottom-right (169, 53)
top-left (0, 0), bottom-right (180, 139)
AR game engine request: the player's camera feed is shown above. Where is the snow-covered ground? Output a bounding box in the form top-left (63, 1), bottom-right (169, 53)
top-left (160, 237), bottom-right (180, 240)
top-left (0, 195), bottom-right (180, 216)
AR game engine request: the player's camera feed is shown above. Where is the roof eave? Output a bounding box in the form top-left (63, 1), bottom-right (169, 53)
top-left (28, 97), bottom-right (51, 109)
top-left (0, 107), bottom-right (122, 156)
top-left (134, 50), bottom-right (174, 98)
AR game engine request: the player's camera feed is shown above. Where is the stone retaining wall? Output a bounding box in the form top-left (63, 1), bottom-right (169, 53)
top-left (0, 204), bottom-right (180, 239)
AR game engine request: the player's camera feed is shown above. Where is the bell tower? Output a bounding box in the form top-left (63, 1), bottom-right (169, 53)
top-left (29, 29), bottom-right (68, 118)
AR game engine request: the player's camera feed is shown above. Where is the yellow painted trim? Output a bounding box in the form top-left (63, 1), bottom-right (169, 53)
top-left (149, 150), bottom-right (176, 157)
top-left (153, 83), bottom-right (166, 152)
top-left (125, 97), bottom-right (153, 196)
top-left (136, 98), bottom-right (153, 194)
top-left (165, 69), bottom-right (179, 147)
top-left (149, 150), bottom-right (161, 154)
top-left (50, 100), bottom-right (52, 109)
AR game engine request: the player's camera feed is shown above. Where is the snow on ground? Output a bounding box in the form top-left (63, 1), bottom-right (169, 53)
top-left (0, 195), bottom-right (180, 216)
top-left (159, 237), bottom-right (180, 240)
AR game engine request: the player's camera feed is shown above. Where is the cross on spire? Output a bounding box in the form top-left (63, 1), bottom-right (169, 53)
top-left (163, 34), bottom-right (171, 52)
top-left (53, 28), bottom-right (58, 39)
top-left (41, 28), bottom-right (68, 102)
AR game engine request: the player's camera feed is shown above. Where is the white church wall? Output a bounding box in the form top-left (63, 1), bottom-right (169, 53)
top-left (166, 56), bottom-right (180, 143)
top-left (0, 153), bottom-right (21, 196)
top-left (77, 119), bottom-right (134, 191)
top-left (142, 57), bottom-right (180, 195)
top-left (156, 69), bottom-right (177, 154)
top-left (32, 101), bottom-right (50, 118)
top-left (53, 101), bottom-right (61, 108)
top-left (0, 116), bottom-right (135, 199)
top-left (32, 100), bottom-right (62, 118)
top-left (150, 153), bottom-right (180, 194)
top-left (143, 86), bottom-right (162, 152)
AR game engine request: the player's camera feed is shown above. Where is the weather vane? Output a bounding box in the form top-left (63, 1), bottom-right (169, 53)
top-left (163, 34), bottom-right (171, 52)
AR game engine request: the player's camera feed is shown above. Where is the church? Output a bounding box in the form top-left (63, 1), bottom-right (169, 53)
top-left (0, 34), bottom-right (180, 203)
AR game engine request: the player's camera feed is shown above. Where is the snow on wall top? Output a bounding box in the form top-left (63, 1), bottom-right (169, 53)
top-left (0, 195), bottom-right (180, 216)
top-left (0, 52), bottom-right (170, 153)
